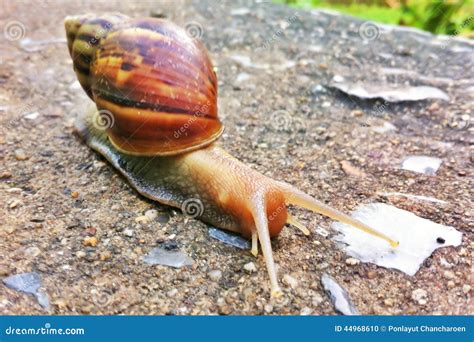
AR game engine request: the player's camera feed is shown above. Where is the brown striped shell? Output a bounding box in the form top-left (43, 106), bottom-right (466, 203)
top-left (65, 14), bottom-right (223, 156)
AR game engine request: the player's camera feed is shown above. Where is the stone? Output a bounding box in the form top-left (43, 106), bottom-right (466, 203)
top-left (123, 229), bottom-right (134, 237)
top-left (243, 262), bottom-right (257, 273)
top-left (14, 149), bottom-right (28, 160)
top-left (83, 236), bottom-right (98, 247)
top-left (0, 265), bottom-right (10, 276)
top-left (345, 257), bottom-right (360, 266)
top-left (282, 274), bottom-right (298, 289)
top-left (76, 251), bottom-right (86, 259)
top-left (411, 288), bottom-right (428, 305)
top-left (264, 304), bottom-right (273, 313)
top-left (208, 270), bottom-right (222, 282)
top-left (443, 270), bottom-right (455, 280)
top-left (167, 288), bottom-right (178, 297)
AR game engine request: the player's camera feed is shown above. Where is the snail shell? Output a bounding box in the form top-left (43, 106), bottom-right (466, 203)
top-left (65, 14), bottom-right (223, 156)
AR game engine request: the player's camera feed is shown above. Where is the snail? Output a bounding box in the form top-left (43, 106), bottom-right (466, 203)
top-left (65, 13), bottom-right (398, 297)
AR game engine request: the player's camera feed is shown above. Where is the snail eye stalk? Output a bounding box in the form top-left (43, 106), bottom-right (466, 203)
top-left (278, 181), bottom-right (399, 248)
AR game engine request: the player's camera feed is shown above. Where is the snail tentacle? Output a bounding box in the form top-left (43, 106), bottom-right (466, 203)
top-left (251, 231), bottom-right (259, 257)
top-left (250, 194), bottom-right (282, 298)
top-left (277, 181), bottom-right (399, 248)
top-left (286, 213), bottom-right (311, 236)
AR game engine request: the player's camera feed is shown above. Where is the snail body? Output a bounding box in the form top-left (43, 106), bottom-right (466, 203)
top-left (66, 14), bottom-right (398, 296)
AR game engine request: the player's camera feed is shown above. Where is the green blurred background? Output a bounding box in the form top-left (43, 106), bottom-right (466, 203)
top-left (275, 0), bottom-right (474, 36)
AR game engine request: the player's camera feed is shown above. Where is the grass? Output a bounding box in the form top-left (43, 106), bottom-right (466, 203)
top-left (274, 0), bottom-right (474, 36)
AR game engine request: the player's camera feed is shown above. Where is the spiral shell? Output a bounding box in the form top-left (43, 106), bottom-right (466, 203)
top-left (65, 14), bottom-right (223, 156)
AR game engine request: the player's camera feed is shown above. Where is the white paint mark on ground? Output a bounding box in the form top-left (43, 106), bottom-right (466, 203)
top-left (401, 156), bottom-right (442, 175)
top-left (332, 203), bottom-right (462, 276)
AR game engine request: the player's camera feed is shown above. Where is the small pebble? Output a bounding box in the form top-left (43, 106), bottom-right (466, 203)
top-left (384, 298), bottom-right (394, 307)
top-left (135, 209), bottom-right (159, 224)
top-left (312, 294), bottom-right (324, 306)
top-left (0, 264), bottom-right (10, 276)
top-left (81, 305), bottom-right (93, 314)
top-left (111, 204), bottom-right (121, 211)
top-left (14, 149), bottom-right (28, 161)
top-left (71, 191), bottom-right (79, 199)
top-left (300, 307), bottom-right (313, 315)
top-left (282, 274), bottom-right (298, 289)
top-left (9, 200), bottom-right (21, 209)
top-left (264, 304), bottom-right (273, 313)
top-left (145, 209), bottom-right (158, 221)
top-left (340, 161), bottom-right (366, 178)
top-left (100, 251), bottom-right (112, 261)
top-left (25, 246), bottom-right (41, 257)
top-left (82, 227), bottom-right (96, 236)
top-left (447, 280), bottom-right (455, 289)
top-left (411, 288), bottom-right (427, 305)
top-left (351, 110), bottom-right (364, 117)
top-left (345, 257), bottom-right (360, 266)
top-left (0, 171), bottom-right (12, 179)
top-left (76, 251), bottom-right (86, 259)
top-left (5, 226), bottom-right (16, 234)
top-left (443, 270), bottom-right (455, 280)
top-left (135, 215), bottom-right (149, 224)
top-left (208, 270), bottom-right (222, 282)
top-left (167, 288), bottom-right (178, 297)
top-left (366, 270), bottom-right (377, 279)
top-left (123, 229), bottom-right (134, 237)
top-left (7, 188), bottom-right (22, 193)
top-left (83, 236), bottom-right (98, 247)
top-left (157, 213), bottom-right (170, 223)
top-left (462, 285), bottom-right (471, 294)
top-left (243, 262), bottom-right (256, 273)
